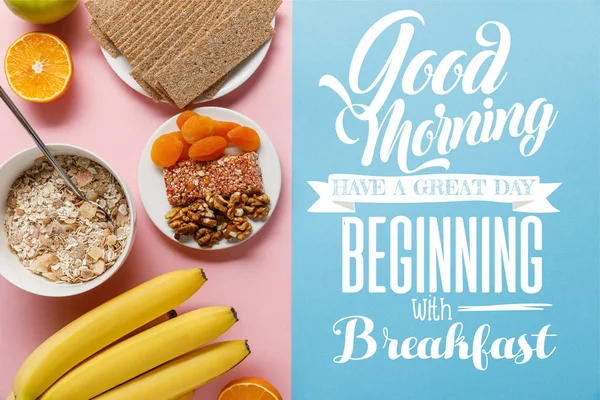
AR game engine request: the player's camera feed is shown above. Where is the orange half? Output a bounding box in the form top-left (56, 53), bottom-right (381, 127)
top-left (218, 377), bottom-right (283, 400)
top-left (4, 32), bottom-right (73, 103)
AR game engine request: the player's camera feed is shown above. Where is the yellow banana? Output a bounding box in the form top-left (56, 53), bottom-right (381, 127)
top-left (6, 393), bottom-right (14, 400)
top-left (95, 340), bottom-right (250, 400)
top-left (115, 309), bottom-right (177, 344)
top-left (13, 269), bottom-right (207, 400)
top-left (176, 391), bottom-right (196, 400)
top-left (41, 306), bottom-right (238, 399)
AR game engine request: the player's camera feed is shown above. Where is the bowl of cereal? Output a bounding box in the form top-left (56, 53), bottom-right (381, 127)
top-left (0, 144), bottom-right (136, 297)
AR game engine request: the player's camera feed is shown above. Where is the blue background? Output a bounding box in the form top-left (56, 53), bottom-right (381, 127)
top-left (292, 1), bottom-right (600, 399)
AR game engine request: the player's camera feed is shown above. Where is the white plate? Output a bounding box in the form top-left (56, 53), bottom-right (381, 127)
top-left (138, 107), bottom-right (281, 250)
top-left (101, 17), bottom-right (276, 104)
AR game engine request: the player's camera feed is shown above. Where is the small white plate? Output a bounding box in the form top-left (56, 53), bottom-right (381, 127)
top-left (101, 17), bottom-right (276, 104)
top-left (138, 107), bottom-right (281, 250)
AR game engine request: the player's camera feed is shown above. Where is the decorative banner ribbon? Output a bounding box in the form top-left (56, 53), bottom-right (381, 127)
top-left (307, 174), bottom-right (561, 214)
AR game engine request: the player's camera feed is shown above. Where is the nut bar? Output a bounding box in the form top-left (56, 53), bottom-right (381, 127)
top-left (164, 152), bottom-right (264, 206)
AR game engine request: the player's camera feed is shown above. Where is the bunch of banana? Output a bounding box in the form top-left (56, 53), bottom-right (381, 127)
top-left (10, 269), bottom-right (251, 400)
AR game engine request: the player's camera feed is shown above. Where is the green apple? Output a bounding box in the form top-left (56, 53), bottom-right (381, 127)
top-left (3, 0), bottom-right (79, 24)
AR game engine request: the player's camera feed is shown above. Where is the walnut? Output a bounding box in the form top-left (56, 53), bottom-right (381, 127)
top-left (220, 216), bottom-right (252, 241)
top-left (164, 207), bottom-right (183, 220)
top-left (195, 227), bottom-right (223, 248)
top-left (183, 200), bottom-right (217, 228)
top-left (226, 192), bottom-right (247, 220)
top-left (243, 194), bottom-right (271, 220)
top-left (205, 191), bottom-right (228, 214)
top-left (165, 207), bottom-right (184, 229)
top-left (174, 222), bottom-right (200, 240)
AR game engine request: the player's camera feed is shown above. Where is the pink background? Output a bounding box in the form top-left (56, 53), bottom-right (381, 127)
top-left (0, 2), bottom-right (291, 399)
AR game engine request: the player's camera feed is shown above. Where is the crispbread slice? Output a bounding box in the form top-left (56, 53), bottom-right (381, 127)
top-left (132, 0), bottom-right (219, 70)
top-left (157, 0), bottom-right (279, 101)
top-left (120, 0), bottom-right (183, 56)
top-left (130, 1), bottom-right (204, 102)
top-left (137, 77), bottom-right (169, 103)
top-left (107, 0), bottom-right (160, 47)
top-left (128, 0), bottom-right (203, 65)
top-left (140, 0), bottom-right (229, 89)
top-left (158, 0), bottom-right (280, 105)
top-left (102, 0), bottom-right (143, 36)
top-left (126, 0), bottom-right (195, 64)
top-left (129, 0), bottom-right (219, 101)
top-left (203, 72), bottom-right (230, 98)
top-left (126, 1), bottom-right (190, 66)
top-left (194, 0), bottom-right (248, 98)
top-left (116, 0), bottom-right (173, 51)
top-left (85, 0), bottom-right (125, 22)
top-left (157, 0), bottom-right (278, 107)
top-left (88, 22), bottom-right (120, 57)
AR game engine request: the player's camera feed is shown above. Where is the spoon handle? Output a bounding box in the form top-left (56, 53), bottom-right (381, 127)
top-left (0, 86), bottom-right (87, 199)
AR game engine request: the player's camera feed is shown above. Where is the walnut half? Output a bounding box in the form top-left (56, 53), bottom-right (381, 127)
top-left (205, 191), bottom-right (228, 214)
top-left (174, 222), bottom-right (200, 240)
top-left (195, 227), bottom-right (223, 248)
top-left (243, 194), bottom-right (271, 220)
top-left (226, 192), bottom-right (247, 220)
top-left (184, 200), bottom-right (218, 228)
top-left (220, 217), bottom-right (252, 241)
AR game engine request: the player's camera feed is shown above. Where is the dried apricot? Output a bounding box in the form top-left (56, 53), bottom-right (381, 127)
top-left (213, 121), bottom-right (240, 141)
top-left (176, 110), bottom-right (198, 130)
top-left (170, 131), bottom-right (191, 161)
top-left (181, 115), bottom-right (215, 144)
top-left (151, 133), bottom-right (184, 168)
top-left (227, 126), bottom-right (261, 152)
top-left (189, 136), bottom-right (228, 162)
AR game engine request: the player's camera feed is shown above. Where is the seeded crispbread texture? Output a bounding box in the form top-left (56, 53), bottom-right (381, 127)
top-left (203, 72), bottom-right (230, 98)
top-left (109, 0), bottom-right (162, 46)
top-left (87, 22), bottom-right (120, 57)
top-left (127, 1), bottom-right (197, 67)
top-left (160, 0), bottom-right (279, 102)
top-left (144, 0), bottom-right (235, 95)
top-left (158, 27), bottom-right (273, 108)
top-left (138, 0), bottom-right (234, 101)
top-left (103, 0), bottom-right (143, 36)
top-left (137, 77), bottom-right (170, 103)
top-left (127, 0), bottom-right (201, 65)
top-left (157, 0), bottom-right (280, 108)
top-left (85, 0), bottom-right (124, 22)
top-left (130, 0), bottom-right (219, 101)
top-left (116, 0), bottom-right (172, 51)
top-left (120, 0), bottom-right (183, 57)
top-left (134, 0), bottom-right (220, 79)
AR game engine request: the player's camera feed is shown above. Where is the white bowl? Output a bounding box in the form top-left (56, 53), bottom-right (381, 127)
top-left (0, 144), bottom-right (137, 297)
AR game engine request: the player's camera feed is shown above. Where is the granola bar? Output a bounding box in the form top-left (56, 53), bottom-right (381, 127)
top-left (163, 152), bottom-right (264, 206)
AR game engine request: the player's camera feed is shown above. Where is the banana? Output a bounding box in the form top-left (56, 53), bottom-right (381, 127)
top-left (115, 309), bottom-right (177, 344)
top-left (13, 269), bottom-right (207, 400)
top-left (41, 306), bottom-right (238, 400)
top-left (95, 340), bottom-right (251, 400)
top-left (6, 394), bottom-right (14, 400)
top-left (176, 391), bottom-right (196, 400)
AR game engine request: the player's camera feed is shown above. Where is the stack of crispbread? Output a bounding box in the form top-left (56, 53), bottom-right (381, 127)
top-left (86, 0), bottom-right (281, 108)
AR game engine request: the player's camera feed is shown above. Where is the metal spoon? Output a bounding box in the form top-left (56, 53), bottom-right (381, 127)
top-left (0, 86), bottom-right (114, 225)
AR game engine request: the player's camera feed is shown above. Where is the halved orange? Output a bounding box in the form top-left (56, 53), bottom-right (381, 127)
top-left (4, 32), bottom-right (73, 103)
top-left (218, 377), bottom-right (283, 400)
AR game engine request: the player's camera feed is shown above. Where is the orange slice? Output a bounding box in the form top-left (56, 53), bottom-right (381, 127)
top-left (218, 377), bottom-right (283, 400)
top-left (4, 32), bottom-right (73, 103)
